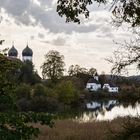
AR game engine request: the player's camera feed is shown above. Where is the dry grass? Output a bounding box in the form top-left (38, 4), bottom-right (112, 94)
top-left (32, 118), bottom-right (125, 140)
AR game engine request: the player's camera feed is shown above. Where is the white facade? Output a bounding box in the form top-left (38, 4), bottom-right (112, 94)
top-left (22, 56), bottom-right (32, 62)
top-left (86, 73), bottom-right (101, 91)
top-left (103, 83), bottom-right (118, 93)
top-left (9, 56), bottom-right (17, 58)
top-left (94, 75), bottom-right (98, 81)
top-left (86, 83), bottom-right (101, 91)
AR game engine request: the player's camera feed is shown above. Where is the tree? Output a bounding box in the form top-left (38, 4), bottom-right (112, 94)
top-left (57, 0), bottom-right (140, 27)
top-left (15, 84), bottom-right (31, 99)
top-left (33, 83), bottom-right (46, 97)
top-left (57, 0), bottom-right (140, 73)
top-left (55, 81), bottom-right (78, 105)
top-left (41, 50), bottom-right (65, 81)
top-left (106, 39), bottom-right (140, 75)
top-left (0, 51), bottom-right (54, 139)
top-left (68, 64), bottom-right (88, 76)
top-left (88, 68), bottom-right (97, 76)
top-left (20, 61), bottom-right (41, 84)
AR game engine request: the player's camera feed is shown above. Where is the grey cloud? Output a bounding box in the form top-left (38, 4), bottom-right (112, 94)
top-left (96, 33), bottom-right (114, 38)
top-left (0, 0), bottom-right (113, 34)
top-left (0, 0), bottom-right (30, 16)
top-left (52, 37), bottom-right (66, 46)
top-left (40, 40), bottom-right (50, 44)
top-left (16, 13), bottom-right (31, 25)
top-left (101, 26), bottom-right (112, 33)
top-left (30, 35), bottom-right (35, 40)
top-left (39, 0), bottom-right (52, 7)
top-left (38, 33), bottom-right (44, 39)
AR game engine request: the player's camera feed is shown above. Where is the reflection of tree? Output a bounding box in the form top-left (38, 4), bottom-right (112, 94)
top-left (120, 101), bottom-right (138, 108)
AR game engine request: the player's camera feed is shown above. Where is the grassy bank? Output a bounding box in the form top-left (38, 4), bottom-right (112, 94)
top-left (33, 118), bottom-right (127, 140)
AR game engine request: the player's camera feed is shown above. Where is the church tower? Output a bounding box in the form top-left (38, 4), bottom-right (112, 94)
top-left (22, 44), bottom-right (33, 62)
top-left (94, 72), bottom-right (99, 81)
top-left (8, 45), bottom-right (18, 58)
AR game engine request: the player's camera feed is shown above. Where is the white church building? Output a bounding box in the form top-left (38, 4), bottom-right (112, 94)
top-left (86, 73), bottom-right (118, 93)
top-left (86, 72), bottom-right (101, 91)
top-left (8, 44), bottom-right (33, 62)
top-left (102, 83), bottom-right (118, 93)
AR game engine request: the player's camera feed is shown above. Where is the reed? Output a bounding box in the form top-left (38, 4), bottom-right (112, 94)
top-left (33, 118), bottom-right (126, 140)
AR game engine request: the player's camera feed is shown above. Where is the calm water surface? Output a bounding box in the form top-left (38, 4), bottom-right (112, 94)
top-left (76, 100), bottom-right (140, 122)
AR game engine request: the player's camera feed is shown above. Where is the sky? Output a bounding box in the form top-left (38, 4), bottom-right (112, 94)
top-left (0, 0), bottom-right (137, 76)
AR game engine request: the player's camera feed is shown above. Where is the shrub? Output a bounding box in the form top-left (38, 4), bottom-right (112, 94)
top-left (32, 84), bottom-right (46, 97)
top-left (55, 81), bottom-right (79, 105)
top-left (15, 84), bottom-right (31, 99)
top-left (110, 117), bottom-right (140, 140)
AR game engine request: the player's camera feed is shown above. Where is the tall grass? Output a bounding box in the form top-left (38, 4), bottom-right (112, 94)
top-left (33, 118), bottom-right (126, 140)
top-left (110, 117), bottom-right (140, 140)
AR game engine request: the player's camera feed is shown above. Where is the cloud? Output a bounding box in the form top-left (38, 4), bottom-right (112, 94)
top-left (51, 36), bottom-right (66, 46)
top-left (0, 0), bottom-right (114, 35)
top-left (0, 0), bottom-right (30, 16)
top-left (38, 33), bottom-right (44, 39)
top-left (40, 40), bottom-right (50, 44)
top-left (30, 35), bottom-right (35, 40)
top-left (0, 0), bottom-right (135, 76)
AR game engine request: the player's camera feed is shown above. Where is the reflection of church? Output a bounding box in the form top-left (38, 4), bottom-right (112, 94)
top-left (8, 44), bottom-right (33, 62)
top-left (86, 100), bottom-right (118, 111)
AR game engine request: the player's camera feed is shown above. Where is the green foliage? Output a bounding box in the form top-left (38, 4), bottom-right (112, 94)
top-left (0, 112), bottom-right (54, 140)
top-left (57, 0), bottom-right (107, 24)
top-left (20, 61), bottom-right (41, 84)
top-left (0, 54), bottom-right (21, 111)
top-left (30, 97), bottom-right (59, 112)
top-left (55, 81), bottom-right (79, 105)
top-left (68, 65), bottom-right (96, 78)
top-left (68, 65), bottom-right (88, 76)
top-left (68, 65), bottom-right (97, 87)
top-left (41, 50), bottom-right (65, 81)
top-left (88, 68), bottom-right (97, 76)
top-left (33, 84), bottom-right (46, 97)
top-left (57, 0), bottom-right (140, 27)
top-left (15, 84), bottom-right (31, 99)
top-left (61, 76), bottom-right (86, 91)
top-left (0, 53), bottom-right (54, 139)
top-left (112, 0), bottom-right (140, 27)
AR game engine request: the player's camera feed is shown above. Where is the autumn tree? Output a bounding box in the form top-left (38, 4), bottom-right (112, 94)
top-left (41, 50), bottom-right (65, 81)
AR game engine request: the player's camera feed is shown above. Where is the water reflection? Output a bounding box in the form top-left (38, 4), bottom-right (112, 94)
top-left (77, 100), bottom-right (140, 122)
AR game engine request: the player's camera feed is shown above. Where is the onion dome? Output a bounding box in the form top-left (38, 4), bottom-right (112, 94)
top-left (22, 45), bottom-right (33, 56)
top-left (8, 45), bottom-right (18, 57)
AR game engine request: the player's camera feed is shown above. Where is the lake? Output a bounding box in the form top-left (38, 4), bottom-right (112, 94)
top-left (59, 100), bottom-right (140, 122)
top-left (77, 100), bottom-right (140, 122)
